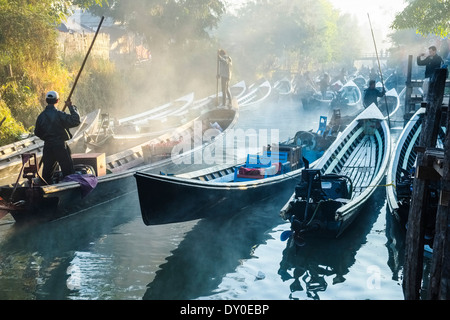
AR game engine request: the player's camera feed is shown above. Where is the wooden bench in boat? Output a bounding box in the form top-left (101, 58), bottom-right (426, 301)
top-left (339, 135), bottom-right (378, 197)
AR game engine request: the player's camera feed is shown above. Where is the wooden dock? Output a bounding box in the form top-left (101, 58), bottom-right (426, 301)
top-left (402, 66), bottom-right (449, 300)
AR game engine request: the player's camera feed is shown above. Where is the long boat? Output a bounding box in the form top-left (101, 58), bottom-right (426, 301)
top-left (385, 107), bottom-right (446, 227)
top-left (0, 109), bottom-right (100, 186)
top-left (105, 106), bottom-right (239, 172)
top-left (161, 81), bottom-right (247, 128)
top-left (133, 115), bottom-right (342, 226)
top-left (279, 103), bottom-right (391, 244)
top-left (0, 104), bottom-right (239, 224)
top-left (84, 93), bottom-right (195, 153)
top-left (273, 77), bottom-right (293, 96)
top-left (377, 88), bottom-right (400, 120)
top-left (238, 79), bottom-right (272, 107)
top-left (117, 92), bottom-right (195, 126)
top-left (303, 80), bottom-right (363, 118)
top-left (329, 80), bottom-right (363, 117)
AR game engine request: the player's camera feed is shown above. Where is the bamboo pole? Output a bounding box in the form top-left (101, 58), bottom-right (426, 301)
top-left (367, 13), bottom-right (390, 128)
top-left (63, 16), bottom-right (105, 111)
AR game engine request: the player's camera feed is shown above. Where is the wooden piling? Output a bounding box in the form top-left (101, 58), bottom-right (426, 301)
top-left (428, 94), bottom-right (450, 300)
top-left (403, 68), bottom-right (448, 300)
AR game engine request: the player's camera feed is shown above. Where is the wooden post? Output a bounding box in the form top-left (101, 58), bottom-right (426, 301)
top-left (404, 55), bottom-right (413, 122)
top-left (428, 86), bottom-right (450, 300)
top-left (403, 68), bottom-right (448, 300)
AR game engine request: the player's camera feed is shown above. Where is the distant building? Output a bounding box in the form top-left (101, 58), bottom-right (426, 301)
top-left (57, 8), bottom-right (151, 63)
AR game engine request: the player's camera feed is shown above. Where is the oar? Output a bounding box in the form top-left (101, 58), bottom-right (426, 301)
top-left (367, 13), bottom-right (391, 128)
top-left (63, 16), bottom-right (105, 111)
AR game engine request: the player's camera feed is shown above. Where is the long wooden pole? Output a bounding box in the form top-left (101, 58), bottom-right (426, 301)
top-left (367, 13), bottom-right (391, 128)
top-left (63, 16), bottom-right (105, 111)
top-left (216, 50), bottom-right (220, 106)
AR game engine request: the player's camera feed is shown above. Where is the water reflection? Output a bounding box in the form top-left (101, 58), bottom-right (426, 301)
top-left (277, 184), bottom-right (386, 300)
top-left (0, 192), bottom-right (138, 299)
top-left (385, 204), bottom-right (406, 283)
top-left (143, 192), bottom-right (291, 300)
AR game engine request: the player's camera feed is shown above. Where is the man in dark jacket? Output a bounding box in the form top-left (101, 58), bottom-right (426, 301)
top-left (417, 46), bottom-right (444, 78)
top-left (417, 46), bottom-right (444, 100)
top-left (217, 49), bottom-right (233, 107)
top-left (363, 80), bottom-right (386, 108)
top-left (34, 91), bottom-right (81, 184)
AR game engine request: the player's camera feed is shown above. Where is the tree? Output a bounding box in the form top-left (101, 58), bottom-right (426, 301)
top-left (391, 0), bottom-right (450, 37)
top-left (89, 0), bottom-right (225, 50)
top-left (86, 0), bottom-right (228, 102)
top-left (0, 0), bottom-right (105, 136)
top-left (213, 0), bottom-right (362, 80)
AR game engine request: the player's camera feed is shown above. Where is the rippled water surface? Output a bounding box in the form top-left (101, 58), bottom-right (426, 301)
top-left (0, 96), bottom-right (407, 300)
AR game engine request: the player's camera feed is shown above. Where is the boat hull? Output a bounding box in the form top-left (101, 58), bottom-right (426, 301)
top-left (134, 168), bottom-right (303, 225)
top-left (2, 170), bottom-right (136, 224)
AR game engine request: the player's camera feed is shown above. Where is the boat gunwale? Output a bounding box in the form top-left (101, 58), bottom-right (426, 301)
top-left (134, 165), bottom-right (304, 191)
top-left (386, 107), bottom-right (425, 213)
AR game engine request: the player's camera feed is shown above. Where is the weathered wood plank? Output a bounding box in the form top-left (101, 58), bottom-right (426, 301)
top-left (428, 90), bottom-right (450, 300)
top-left (403, 68), bottom-right (447, 300)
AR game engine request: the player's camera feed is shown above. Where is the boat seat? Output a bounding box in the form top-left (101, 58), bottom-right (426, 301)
top-left (316, 116), bottom-right (327, 136)
top-left (246, 151), bottom-right (288, 167)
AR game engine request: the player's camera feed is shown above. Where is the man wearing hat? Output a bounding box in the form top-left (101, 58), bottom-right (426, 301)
top-left (34, 91), bottom-right (81, 184)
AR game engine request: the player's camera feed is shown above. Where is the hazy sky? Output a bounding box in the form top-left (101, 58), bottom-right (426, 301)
top-left (329, 0), bottom-right (407, 50)
top-left (227, 0), bottom-right (408, 50)
top-left (328, 0), bottom-right (407, 33)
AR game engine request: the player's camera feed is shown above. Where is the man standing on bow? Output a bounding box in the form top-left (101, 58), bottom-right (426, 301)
top-left (217, 49), bottom-right (233, 107)
top-left (34, 91), bottom-right (81, 184)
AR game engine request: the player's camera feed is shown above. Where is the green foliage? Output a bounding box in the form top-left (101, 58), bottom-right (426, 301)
top-left (89, 0), bottom-right (225, 49)
top-left (0, 100), bottom-right (26, 146)
top-left (65, 55), bottom-right (125, 116)
top-left (391, 0), bottom-right (450, 37)
top-left (0, 0), bottom-right (107, 145)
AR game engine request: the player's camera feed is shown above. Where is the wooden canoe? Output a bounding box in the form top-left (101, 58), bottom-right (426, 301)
top-left (237, 79), bottom-right (272, 107)
top-left (385, 107), bottom-right (446, 226)
top-left (279, 103), bottom-right (391, 242)
top-left (132, 115), bottom-right (343, 226)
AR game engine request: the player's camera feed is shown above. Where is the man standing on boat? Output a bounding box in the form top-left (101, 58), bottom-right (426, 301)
top-left (363, 80), bottom-right (385, 108)
top-left (34, 91), bottom-right (81, 184)
top-left (417, 46), bottom-right (444, 101)
top-left (217, 49), bottom-right (233, 107)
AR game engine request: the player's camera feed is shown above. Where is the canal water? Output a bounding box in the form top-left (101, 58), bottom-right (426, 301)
top-left (0, 93), bottom-right (411, 301)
